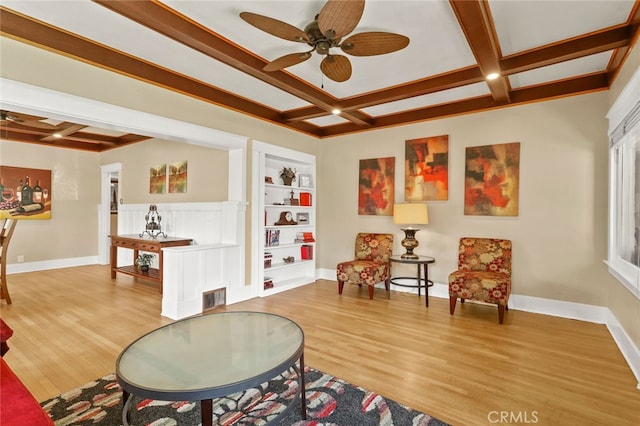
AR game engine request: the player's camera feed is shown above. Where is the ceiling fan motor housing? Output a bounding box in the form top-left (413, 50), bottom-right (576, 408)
top-left (304, 19), bottom-right (339, 55)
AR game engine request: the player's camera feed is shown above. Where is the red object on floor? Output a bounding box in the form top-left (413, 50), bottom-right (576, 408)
top-left (0, 319), bottom-right (54, 426)
top-left (1, 318), bottom-right (13, 356)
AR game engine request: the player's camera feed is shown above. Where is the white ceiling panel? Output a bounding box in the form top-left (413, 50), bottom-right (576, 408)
top-left (509, 51), bottom-right (613, 89)
top-left (490, 0), bottom-right (635, 56)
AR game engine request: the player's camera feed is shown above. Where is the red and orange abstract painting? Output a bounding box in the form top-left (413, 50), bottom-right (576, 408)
top-left (405, 135), bottom-right (449, 201)
top-left (358, 157), bottom-right (395, 216)
top-left (464, 142), bottom-right (520, 216)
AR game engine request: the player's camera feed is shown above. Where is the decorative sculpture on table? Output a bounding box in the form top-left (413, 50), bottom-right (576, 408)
top-left (139, 204), bottom-right (167, 239)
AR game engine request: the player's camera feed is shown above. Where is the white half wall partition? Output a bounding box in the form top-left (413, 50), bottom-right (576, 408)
top-left (117, 201), bottom-right (248, 320)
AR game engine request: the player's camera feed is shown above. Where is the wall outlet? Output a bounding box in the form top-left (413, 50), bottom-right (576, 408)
top-left (17, 255), bottom-right (24, 263)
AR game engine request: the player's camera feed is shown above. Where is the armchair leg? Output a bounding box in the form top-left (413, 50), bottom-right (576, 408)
top-left (498, 304), bottom-right (505, 324)
top-left (338, 280), bottom-right (344, 295)
top-left (449, 296), bottom-right (457, 315)
top-left (384, 278), bottom-right (390, 299)
top-left (368, 285), bottom-right (374, 299)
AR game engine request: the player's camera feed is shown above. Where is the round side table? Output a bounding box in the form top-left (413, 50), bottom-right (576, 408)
top-left (389, 255), bottom-right (435, 307)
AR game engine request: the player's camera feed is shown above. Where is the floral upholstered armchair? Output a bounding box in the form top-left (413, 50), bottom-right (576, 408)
top-left (448, 237), bottom-right (512, 324)
top-left (336, 233), bottom-right (394, 300)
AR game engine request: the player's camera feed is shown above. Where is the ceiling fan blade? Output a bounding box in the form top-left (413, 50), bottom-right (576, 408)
top-left (341, 32), bottom-right (410, 56)
top-left (318, 0), bottom-right (364, 40)
top-left (240, 12), bottom-right (310, 43)
top-left (264, 52), bottom-right (312, 71)
top-left (0, 111), bottom-right (60, 129)
top-left (320, 54), bottom-right (352, 82)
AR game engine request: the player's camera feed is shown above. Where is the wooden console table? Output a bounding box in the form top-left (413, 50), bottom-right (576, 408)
top-left (110, 234), bottom-right (193, 293)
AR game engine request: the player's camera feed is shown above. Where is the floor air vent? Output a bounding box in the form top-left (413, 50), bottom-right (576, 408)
top-left (203, 287), bottom-right (226, 312)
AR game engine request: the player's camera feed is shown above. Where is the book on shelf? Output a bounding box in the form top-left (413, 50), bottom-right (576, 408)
top-left (300, 192), bottom-right (312, 206)
top-left (264, 252), bottom-right (273, 268)
top-left (294, 231), bottom-right (315, 243)
top-left (301, 244), bottom-right (313, 260)
top-left (263, 277), bottom-right (274, 290)
top-left (265, 229), bottom-right (280, 247)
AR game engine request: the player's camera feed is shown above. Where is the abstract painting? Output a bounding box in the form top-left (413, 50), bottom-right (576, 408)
top-left (0, 166), bottom-right (52, 219)
top-left (358, 157), bottom-right (395, 216)
top-left (405, 135), bottom-right (449, 200)
top-left (149, 164), bottom-right (166, 194)
top-left (464, 142), bottom-right (520, 216)
top-left (168, 161), bottom-right (188, 193)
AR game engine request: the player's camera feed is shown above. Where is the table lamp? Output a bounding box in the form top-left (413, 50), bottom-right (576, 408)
top-left (393, 203), bottom-right (429, 259)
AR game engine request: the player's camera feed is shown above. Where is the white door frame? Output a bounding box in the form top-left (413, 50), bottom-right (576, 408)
top-left (99, 163), bottom-right (121, 264)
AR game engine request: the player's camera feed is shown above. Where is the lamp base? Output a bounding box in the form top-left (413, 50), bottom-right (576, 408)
top-left (400, 228), bottom-right (420, 259)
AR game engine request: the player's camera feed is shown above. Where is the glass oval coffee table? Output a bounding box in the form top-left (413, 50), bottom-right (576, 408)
top-left (116, 311), bottom-right (306, 426)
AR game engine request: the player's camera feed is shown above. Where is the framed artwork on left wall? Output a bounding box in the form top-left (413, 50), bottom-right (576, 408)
top-left (150, 164), bottom-right (167, 194)
top-left (0, 165), bottom-right (52, 219)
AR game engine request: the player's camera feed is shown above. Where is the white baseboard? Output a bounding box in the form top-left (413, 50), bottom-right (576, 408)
top-left (606, 311), bottom-right (640, 390)
top-left (7, 256), bottom-right (100, 274)
top-left (317, 267), bottom-right (640, 388)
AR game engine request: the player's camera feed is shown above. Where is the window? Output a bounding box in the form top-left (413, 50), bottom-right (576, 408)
top-left (607, 69), bottom-right (640, 299)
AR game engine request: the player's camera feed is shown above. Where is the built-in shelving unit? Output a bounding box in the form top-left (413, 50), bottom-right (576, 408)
top-left (252, 142), bottom-right (316, 296)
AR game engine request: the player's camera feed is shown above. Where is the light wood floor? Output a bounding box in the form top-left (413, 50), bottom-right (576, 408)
top-left (1, 265), bottom-right (639, 425)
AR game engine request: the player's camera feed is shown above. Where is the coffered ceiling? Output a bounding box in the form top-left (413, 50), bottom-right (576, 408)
top-left (0, 0), bottom-right (639, 152)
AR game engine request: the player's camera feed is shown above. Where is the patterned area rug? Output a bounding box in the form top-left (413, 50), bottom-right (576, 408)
top-left (41, 366), bottom-right (449, 425)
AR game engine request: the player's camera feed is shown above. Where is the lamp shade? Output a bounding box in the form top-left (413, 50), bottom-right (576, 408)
top-left (393, 203), bottom-right (429, 226)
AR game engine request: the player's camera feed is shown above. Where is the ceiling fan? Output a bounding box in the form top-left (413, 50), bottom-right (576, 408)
top-left (0, 110), bottom-right (63, 129)
top-left (240, 0), bottom-right (409, 82)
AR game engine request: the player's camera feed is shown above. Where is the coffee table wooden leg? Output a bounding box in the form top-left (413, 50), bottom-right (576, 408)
top-left (201, 399), bottom-right (212, 426)
top-left (300, 352), bottom-right (307, 420)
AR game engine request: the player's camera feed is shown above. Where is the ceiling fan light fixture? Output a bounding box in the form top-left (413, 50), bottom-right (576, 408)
top-left (316, 40), bottom-right (331, 55)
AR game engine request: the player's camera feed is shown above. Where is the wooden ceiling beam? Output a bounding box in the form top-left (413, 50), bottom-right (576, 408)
top-left (0, 130), bottom-right (103, 151)
top-left (0, 7), bottom-right (290, 126)
top-left (283, 67), bottom-right (485, 121)
top-left (284, 23), bottom-right (634, 123)
top-left (607, 3), bottom-right (640, 82)
top-left (502, 26), bottom-right (635, 75)
top-left (318, 73), bottom-right (608, 137)
top-left (0, 1), bottom-right (634, 144)
top-left (40, 124), bottom-right (87, 142)
top-left (1, 120), bottom-right (150, 149)
top-left (449, 0), bottom-right (510, 104)
top-left (92, 0), bottom-right (372, 127)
